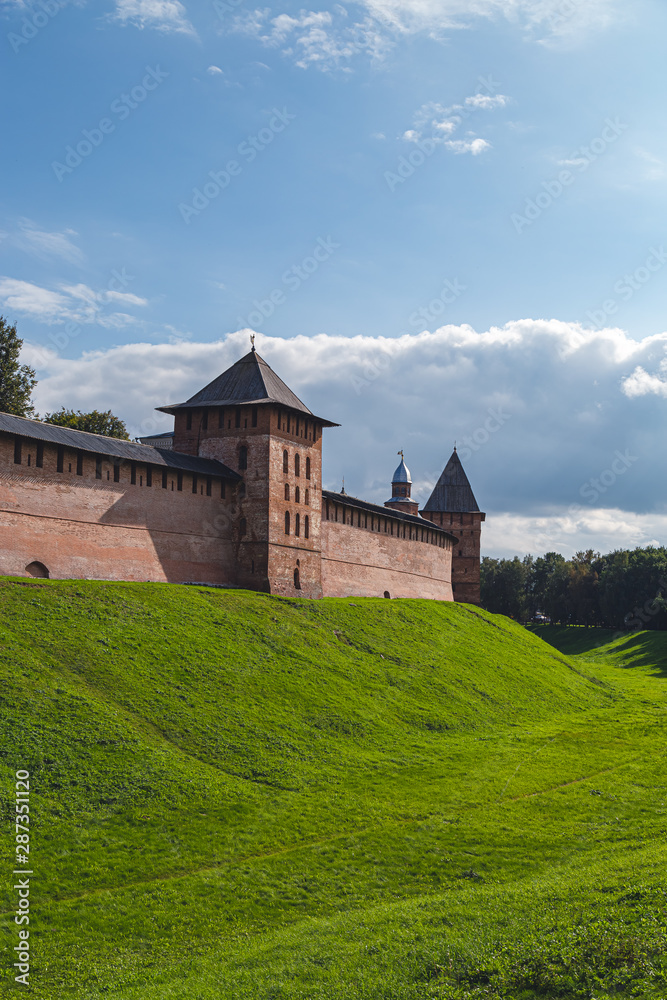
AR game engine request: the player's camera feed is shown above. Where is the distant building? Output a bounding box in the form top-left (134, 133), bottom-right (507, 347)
top-left (0, 346), bottom-right (484, 601)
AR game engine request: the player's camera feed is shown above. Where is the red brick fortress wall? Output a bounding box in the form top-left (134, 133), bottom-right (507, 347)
top-left (320, 500), bottom-right (454, 601)
top-left (421, 510), bottom-right (484, 604)
top-left (0, 435), bottom-right (237, 584)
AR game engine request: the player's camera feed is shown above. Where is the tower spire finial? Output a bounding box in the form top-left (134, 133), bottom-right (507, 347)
top-left (398, 449), bottom-right (404, 460)
top-left (250, 333), bottom-right (256, 352)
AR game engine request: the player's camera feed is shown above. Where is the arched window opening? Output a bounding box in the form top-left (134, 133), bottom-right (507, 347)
top-left (294, 453), bottom-right (300, 477)
top-left (284, 483), bottom-right (290, 501)
top-left (384, 591), bottom-right (391, 599)
top-left (285, 511), bottom-right (290, 535)
top-left (304, 516), bottom-right (309, 539)
top-left (26, 561), bottom-right (49, 579)
top-left (295, 513), bottom-right (300, 536)
top-left (304, 488), bottom-right (309, 506)
top-left (240, 517), bottom-right (247, 536)
top-left (295, 486), bottom-right (300, 503)
top-left (306, 456), bottom-right (311, 480)
top-left (239, 445), bottom-right (248, 471)
top-left (283, 450), bottom-right (288, 474)
top-left (294, 567), bottom-right (301, 590)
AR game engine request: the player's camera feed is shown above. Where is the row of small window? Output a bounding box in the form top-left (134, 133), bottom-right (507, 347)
top-left (284, 512), bottom-right (310, 538)
top-left (13, 437), bottom-right (227, 497)
top-left (282, 451), bottom-right (311, 478)
top-left (185, 406), bottom-right (258, 432)
top-left (277, 410), bottom-right (318, 442)
top-left (325, 501), bottom-right (446, 547)
top-left (285, 484), bottom-right (309, 504)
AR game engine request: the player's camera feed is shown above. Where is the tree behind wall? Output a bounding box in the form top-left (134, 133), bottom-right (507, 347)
top-left (0, 316), bottom-right (37, 417)
top-left (43, 408), bottom-right (130, 440)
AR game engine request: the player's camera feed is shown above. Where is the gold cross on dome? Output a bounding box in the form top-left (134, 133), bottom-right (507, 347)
top-left (250, 333), bottom-right (256, 351)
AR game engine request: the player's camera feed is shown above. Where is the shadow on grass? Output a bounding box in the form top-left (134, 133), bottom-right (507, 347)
top-left (530, 625), bottom-right (667, 678)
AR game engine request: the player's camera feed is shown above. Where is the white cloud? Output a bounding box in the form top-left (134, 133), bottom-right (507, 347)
top-left (621, 362), bottom-right (667, 398)
top-left (13, 219), bottom-right (84, 265)
top-left (465, 93), bottom-right (508, 109)
top-left (230, 7), bottom-right (392, 70)
top-left (362, 0), bottom-right (622, 42)
top-left (402, 94), bottom-right (507, 153)
top-left (229, 1), bottom-right (622, 69)
top-left (111, 0), bottom-right (197, 36)
top-left (0, 277), bottom-right (147, 326)
top-left (484, 509), bottom-right (667, 559)
top-left (445, 137), bottom-right (491, 155)
top-left (207, 64), bottom-right (224, 74)
top-left (21, 322), bottom-right (667, 559)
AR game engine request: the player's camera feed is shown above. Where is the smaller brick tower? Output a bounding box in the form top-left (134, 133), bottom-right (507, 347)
top-left (420, 448), bottom-right (485, 604)
top-left (384, 451), bottom-right (419, 516)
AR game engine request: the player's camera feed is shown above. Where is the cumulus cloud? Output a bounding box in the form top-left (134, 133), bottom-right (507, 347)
top-left (0, 277), bottom-right (147, 327)
top-left (20, 321), bottom-right (667, 558)
top-left (621, 362), bottom-right (667, 398)
top-left (229, 1), bottom-right (622, 69)
top-left (111, 0), bottom-right (197, 36)
top-left (445, 137), bottom-right (491, 155)
top-left (402, 92), bottom-right (507, 155)
top-left (230, 7), bottom-right (393, 70)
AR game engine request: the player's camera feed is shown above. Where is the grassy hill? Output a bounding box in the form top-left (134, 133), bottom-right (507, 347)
top-left (1, 580), bottom-right (666, 998)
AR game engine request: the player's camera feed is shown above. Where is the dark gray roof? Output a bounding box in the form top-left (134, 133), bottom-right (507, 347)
top-left (157, 349), bottom-right (339, 426)
top-left (323, 490), bottom-right (458, 541)
top-left (0, 412), bottom-right (241, 480)
top-left (422, 449), bottom-right (482, 513)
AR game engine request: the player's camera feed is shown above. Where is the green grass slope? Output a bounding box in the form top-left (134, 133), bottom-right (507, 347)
top-left (1, 581), bottom-right (666, 999)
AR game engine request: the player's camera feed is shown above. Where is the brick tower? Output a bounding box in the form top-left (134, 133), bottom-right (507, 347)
top-left (157, 344), bottom-right (338, 597)
top-left (384, 451), bottom-right (419, 516)
top-left (420, 448), bottom-right (485, 604)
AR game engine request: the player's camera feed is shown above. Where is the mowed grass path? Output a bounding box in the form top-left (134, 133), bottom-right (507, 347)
top-left (0, 582), bottom-right (666, 998)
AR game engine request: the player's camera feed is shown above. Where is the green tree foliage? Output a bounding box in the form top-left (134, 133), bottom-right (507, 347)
top-left (481, 555), bottom-right (532, 620)
top-left (42, 408), bottom-right (130, 440)
top-left (483, 545), bottom-right (667, 630)
top-left (0, 315), bottom-right (37, 416)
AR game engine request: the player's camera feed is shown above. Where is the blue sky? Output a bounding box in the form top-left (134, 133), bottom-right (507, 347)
top-left (1, 0), bottom-right (666, 557)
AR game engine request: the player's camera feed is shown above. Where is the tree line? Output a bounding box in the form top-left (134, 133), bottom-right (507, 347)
top-left (481, 548), bottom-right (667, 631)
top-left (0, 316), bottom-right (129, 438)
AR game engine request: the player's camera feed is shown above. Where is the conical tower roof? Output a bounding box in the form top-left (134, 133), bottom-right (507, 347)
top-left (157, 349), bottom-right (338, 425)
top-left (423, 448), bottom-right (481, 513)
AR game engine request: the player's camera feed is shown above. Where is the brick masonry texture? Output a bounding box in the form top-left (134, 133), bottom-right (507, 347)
top-left (0, 351), bottom-right (483, 600)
